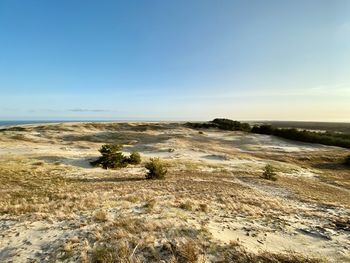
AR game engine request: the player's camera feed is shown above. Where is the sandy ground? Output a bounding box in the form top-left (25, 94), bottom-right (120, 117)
top-left (0, 122), bottom-right (349, 262)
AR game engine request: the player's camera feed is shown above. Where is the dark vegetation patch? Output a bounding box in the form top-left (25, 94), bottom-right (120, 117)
top-left (252, 125), bottom-right (350, 149)
top-left (91, 144), bottom-right (142, 169)
top-left (261, 164), bottom-right (277, 181)
top-left (186, 118), bottom-right (350, 149)
top-left (186, 118), bottom-right (251, 132)
top-left (255, 120), bottom-right (350, 134)
top-left (128, 152), bottom-right (142, 165)
top-left (0, 126), bottom-right (27, 132)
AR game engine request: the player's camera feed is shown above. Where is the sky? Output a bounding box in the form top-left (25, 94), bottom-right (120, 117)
top-left (0, 0), bottom-right (349, 121)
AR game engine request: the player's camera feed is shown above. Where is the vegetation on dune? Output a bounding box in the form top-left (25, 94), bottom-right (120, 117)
top-left (186, 118), bottom-right (350, 149)
top-left (221, 241), bottom-right (324, 263)
top-left (91, 144), bottom-right (141, 169)
top-left (145, 158), bottom-right (167, 179)
top-left (128, 152), bottom-right (142, 165)
top-left (211, 118), bottom-right (251, 131)
top-left (186, 118), bottom-right (251, 132)
top-left (262, 164), bottom-right (277, 181)
top-left (252, 125), bottom-right (350, 149)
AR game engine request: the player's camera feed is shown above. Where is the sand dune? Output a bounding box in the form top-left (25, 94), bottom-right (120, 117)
top-left (0, 122), bottom-right (349, 262)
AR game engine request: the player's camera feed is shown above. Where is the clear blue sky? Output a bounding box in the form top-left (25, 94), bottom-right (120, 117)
top-left (0, 0), bottom-right (349, 121)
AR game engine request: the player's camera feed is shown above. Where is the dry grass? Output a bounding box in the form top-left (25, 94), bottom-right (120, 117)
top-left (0, 122), bottom-right (348, 262)
top-left (277, 176), bottom-right (350, 208)
top-left (91, 241), bottom-right (142, 263)
top-left (219, 241), bottom-right (325, 263)
top-left (93, 210), bottom-right (108, 222)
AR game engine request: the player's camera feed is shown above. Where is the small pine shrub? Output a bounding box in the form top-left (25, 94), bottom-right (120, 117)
top-left (262, 164), bottom-right (277, 181)
top-left (91, 144), bottom-right (128, 169)
top-left (99, 144), bottom-right (123, 155)
top-left (145, 158), bottom-right (167, 179)
top-left (128, 152), bottom-right (141, 165)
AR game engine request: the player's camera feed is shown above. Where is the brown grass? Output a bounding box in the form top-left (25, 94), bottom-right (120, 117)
top-left (219, 241), bottom-right (325, 263)
top-left (0, 122), bottom-right (348, 262)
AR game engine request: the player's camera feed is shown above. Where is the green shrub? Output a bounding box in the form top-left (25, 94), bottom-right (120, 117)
top-left (145, 158), bottom-right (167, 179)
top-left (91, 144), bottom-right (128, 169)
top-left (128, 152), bottom-right (141, 165)
top-left (262, 164), bottom-right (277, 181)
top-left (99, 144), bottom-right (123, 155)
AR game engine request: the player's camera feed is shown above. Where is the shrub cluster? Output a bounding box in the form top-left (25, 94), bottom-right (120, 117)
top-left (212, 118), bottom-right (251, 131)
top-left (187, 118), bottom-right (350, 149)
top-left (128, 152), bottom-right (141, 165)
top-left (145, 158), bottom-right (167, 179)
top-left (252, 125), bottom-right (350, 149)
top-left (91, 144), bottom-right (141, 169)
top-left (186, 118), bottom-right (251, 132)
top-left (262, 164), bottom-right (277, 181)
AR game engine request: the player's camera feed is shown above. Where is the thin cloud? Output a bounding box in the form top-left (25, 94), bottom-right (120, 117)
top-left (68, 108), bottom-right (114, 113)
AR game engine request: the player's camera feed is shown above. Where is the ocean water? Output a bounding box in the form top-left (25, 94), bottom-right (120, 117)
top-left (0, 120), bottom-right (96, 127)
top-left (0, 120), bottom-right (151, 127)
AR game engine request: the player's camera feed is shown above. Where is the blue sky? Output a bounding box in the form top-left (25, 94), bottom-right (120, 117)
top-left (0, 0), bottom-right (349, 121)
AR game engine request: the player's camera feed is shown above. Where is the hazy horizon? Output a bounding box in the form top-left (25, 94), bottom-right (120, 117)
top-left (1, 0), bottom-right (349, 122)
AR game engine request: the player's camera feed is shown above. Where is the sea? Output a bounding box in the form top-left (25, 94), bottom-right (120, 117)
top-left (0, 119), bottom-right (159, 127)
top-left (0, 120), bottom-right (107, 127)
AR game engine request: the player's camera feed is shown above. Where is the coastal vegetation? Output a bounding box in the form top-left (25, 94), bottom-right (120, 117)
top-left (145, 158), bottom-right (167, 179)
top-left (251, 125), bottom-right (350, 149)
top-left (262, 164), bottom-right (277, 181)
top-left (187, 119), bottom-right (350, 149)
top-left (186, 118), bottom-right (251, 132)
top-left (90, 144), bottom-right (142, 169)
top-left (128, 152), bottom-right (142, 165)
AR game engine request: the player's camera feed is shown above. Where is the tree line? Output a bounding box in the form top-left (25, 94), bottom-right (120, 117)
top-left (186, 118), bottom-right (350, 149)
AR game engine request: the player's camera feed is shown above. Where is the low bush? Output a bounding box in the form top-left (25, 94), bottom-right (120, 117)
top-left (145, 158), bottom-right (167, 179)
top-left (262, 164), bottom-right (277, 181)
top-left (128, 152), bottom-right (141, 165)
